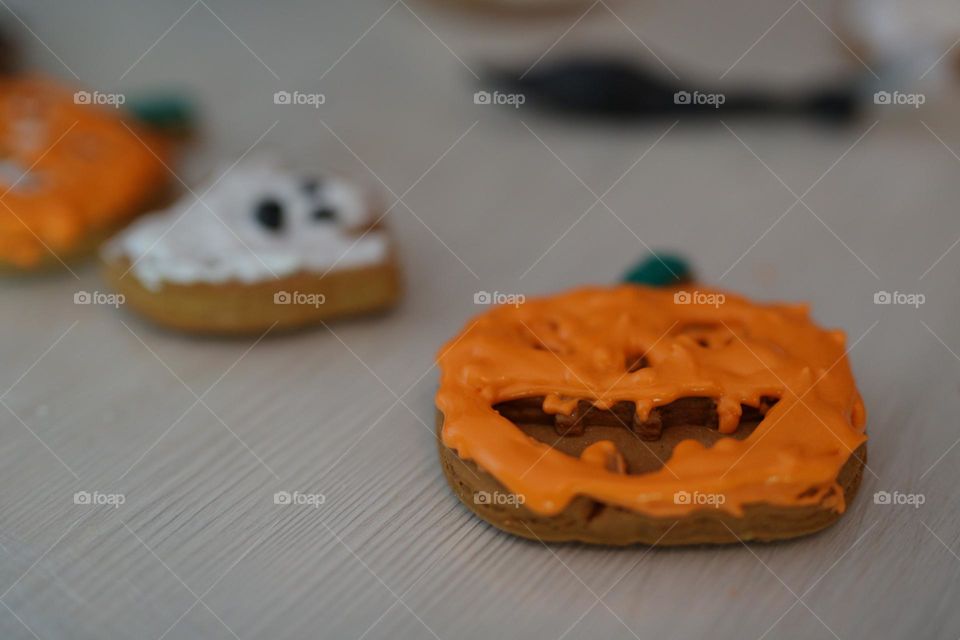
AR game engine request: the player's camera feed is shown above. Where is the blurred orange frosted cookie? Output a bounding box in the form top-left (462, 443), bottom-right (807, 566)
top-left (0, 76), bottom-right (170, 270)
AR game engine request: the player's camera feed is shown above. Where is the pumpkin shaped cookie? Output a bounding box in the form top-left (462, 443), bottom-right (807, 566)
top-left (436, 285), bottom-right (867, 545)
top-left (0, 76), bottom-right (170, 270)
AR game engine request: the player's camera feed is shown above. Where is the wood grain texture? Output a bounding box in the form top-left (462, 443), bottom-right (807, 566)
top-left (1, 0), bottom-right (959, 638)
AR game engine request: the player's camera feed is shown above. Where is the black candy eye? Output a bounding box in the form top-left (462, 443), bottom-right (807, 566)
top-left (312, 206), bottom-right (337, 222)
top-left (254, 198), bottom-right (284, 231)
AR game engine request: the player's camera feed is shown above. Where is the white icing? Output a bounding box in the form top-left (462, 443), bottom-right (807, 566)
top-left (105, 160), bottom-right (388, 290)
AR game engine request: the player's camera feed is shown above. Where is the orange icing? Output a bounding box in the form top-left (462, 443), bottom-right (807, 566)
top-left (436, 285), bottom-right (867, 518)
top-left (0, 76), bottom-right (169, 267)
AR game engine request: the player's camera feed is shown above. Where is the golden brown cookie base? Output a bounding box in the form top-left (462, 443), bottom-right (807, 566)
top-left (437, 411), bottom-right (865, 546)
top-left (102, 254), bottom-right (402, 336)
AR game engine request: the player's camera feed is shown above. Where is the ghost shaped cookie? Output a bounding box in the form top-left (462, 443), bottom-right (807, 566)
top-left (101, 159), bottom-right (401, 334)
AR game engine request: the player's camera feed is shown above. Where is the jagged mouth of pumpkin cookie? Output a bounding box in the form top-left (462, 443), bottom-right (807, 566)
top-left (494, 395), bottom-right (779, 476)
top-left (491, 319), bottom-right (780, 476)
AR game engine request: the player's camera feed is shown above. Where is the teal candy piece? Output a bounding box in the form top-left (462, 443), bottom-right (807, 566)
top-left (622, 253), bottom-right (692, 287)
top-left (126, 93), bottom-right (196, 134)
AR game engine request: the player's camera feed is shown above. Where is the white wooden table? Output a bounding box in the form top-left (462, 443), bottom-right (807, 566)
top-left (2, 1), bottom-right (959, 638)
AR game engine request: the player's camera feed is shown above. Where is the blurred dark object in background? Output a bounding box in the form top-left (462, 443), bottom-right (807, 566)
top-left (485, 57), bottom-right (861, 125)
top-left (0, 23), bottom-right (19, 74)
top-left (422, 0), bottom-right (598, 19)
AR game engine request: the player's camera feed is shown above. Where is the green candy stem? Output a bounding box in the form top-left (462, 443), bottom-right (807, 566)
top-left (126, 93), bottom-right (196, 137)
top-left (622, 253), bottom-right (693, 287)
